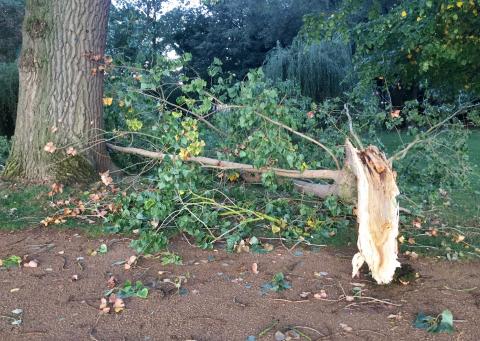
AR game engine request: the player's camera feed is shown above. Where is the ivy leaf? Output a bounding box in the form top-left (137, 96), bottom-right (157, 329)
top-left (436, 310), bottom-right (454, 333)
top-left (136, 287), bottom-right (149, 299)
top-left (98, 243), bottom-right (108, 254)
top-left (414, 310), bottom-right (454, 334)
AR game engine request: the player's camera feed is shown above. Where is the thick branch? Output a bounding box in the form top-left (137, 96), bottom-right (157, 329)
top-left (293, 180), bottom-right (338, 198)
top-left (106, 143), bottom-right (343, 181)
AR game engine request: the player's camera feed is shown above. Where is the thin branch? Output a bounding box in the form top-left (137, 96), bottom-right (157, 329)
top-left (254, 111), bottom-right (341, 170)
top-left (343, 103), bottom-right (364, 149)
top-left (390, 103), bottom-right (480, 162)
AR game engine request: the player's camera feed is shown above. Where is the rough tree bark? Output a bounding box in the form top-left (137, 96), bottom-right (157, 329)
top-left (3, 0), bottom-right (112, 183)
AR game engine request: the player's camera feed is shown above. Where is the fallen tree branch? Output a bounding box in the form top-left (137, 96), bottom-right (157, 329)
top-left (108, 139), bottom-right (401, 285)
top-left (293, 180), bottom-right (338, 199)
top-left (106, 143), bottom-right (343, 181)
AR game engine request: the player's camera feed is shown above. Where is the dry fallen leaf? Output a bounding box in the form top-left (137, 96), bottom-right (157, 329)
top-left (412, 219), bottom-right (422, 229)
top-left (314, 290), bottom-right (328, 299)
top-left (23, 260), bottom-right (38, 268)
top-left (300, 292), bottom-right (311, 298)
top-left (44, 142), bottom-right (57, 153)
top-left (66, 147), bottom-right (77, 156)
top-left (113, 298), bottom-right (125, 313)
top-left (263, 243), bottom-right (274, 252)
top-left (100, 170), bottom-right (113, 187)
top-left (455, 235), bottom-right (466, 243)
top-left (89, 193), bottom-right (101, 202)
top-left (404, 251), bottom-right (419, 260)
top-left (251, 262), bottom-right (259, 274)
top-left (10, 288), bottom-right (20, 293)
top-left (125, 255), bottom-right (137, 270)
top-left (103, 97), bottom-right (113, 106)
top-left (99, 298), bottom-right (110, 314)
top-left (107, 276), bottom-right (117, 289)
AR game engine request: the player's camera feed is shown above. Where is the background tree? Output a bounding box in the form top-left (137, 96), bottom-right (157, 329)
top-left (108, 0), bottom-right (168, 64)
top-left (4, 0), bottom-right (112, 182)
top-left (0, 0), bottom-right (24, 137)
top-left (106, 0), bottom-right (340, 77)
top-left (302, 0), bottom-right (480, 101)
top-left (164, 0), bottom-right (338, 78)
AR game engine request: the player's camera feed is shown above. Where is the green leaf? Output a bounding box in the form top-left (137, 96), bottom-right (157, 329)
top-left (437, 310), bottom-right (454, 333)
top-left (414, 310), bottom-right (454, 334)
top-left (98, 244), bottom-right (108, 254)
top-left (136, 287), bottom-right (149, 299)
top-left (1, 255), bottom-right (21, 268)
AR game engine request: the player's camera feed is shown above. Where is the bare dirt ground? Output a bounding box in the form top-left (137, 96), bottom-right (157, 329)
top-left (1, 228), bottom-right (479, 341)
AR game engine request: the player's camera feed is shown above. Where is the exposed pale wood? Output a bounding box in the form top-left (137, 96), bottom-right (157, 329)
top-left (345, 140), bottom-right (400, 284)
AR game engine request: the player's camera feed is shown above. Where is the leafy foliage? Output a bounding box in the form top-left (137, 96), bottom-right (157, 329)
top-left (302, 0), bottom-right (480, 99)
top-left (414, 309), bottom-right (454, 334)
top-left (108, 0), bottom-right (338, 78)
top-left (100, 49), bottom-right (478, 256)
top-left (102, 56), bottom-right (358, 253)
top-left (261, 272), bottom-right (292, 293)
top-left (0, 135), bottom-right (11, 168)
top-left (0, 255), bottom-right (21, 268)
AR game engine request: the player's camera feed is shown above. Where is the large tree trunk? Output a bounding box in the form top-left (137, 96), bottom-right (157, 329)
top-left (3, 0), bottom-right (112, 183)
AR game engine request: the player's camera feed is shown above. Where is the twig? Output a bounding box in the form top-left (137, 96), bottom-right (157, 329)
top-left (344, 104), bottom-right (364, 149)
top-left (390, 103), bottom-right (480, 161)
top-left (356, 296), bottom-right (402, 307)
top-left (443, 285), bottom-right (477, 292)
top-left (254, 111), bottom-right (341, 170)
top-left (272, 298), bottom-right (310, 303)
top-left (258, 319), bottom-right (280, 337)
top-left (292, 325), bottom-right (326, 337)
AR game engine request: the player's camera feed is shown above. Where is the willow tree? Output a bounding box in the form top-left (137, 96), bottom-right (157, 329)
top-left (4, 0), bottom-right (112, 182)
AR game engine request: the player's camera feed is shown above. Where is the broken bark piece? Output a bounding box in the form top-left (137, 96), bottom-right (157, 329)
top-left (345, 140), bottom-right (400, 284)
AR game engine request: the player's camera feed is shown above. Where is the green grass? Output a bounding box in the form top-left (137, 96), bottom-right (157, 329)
top-left (380, 129), bottom-right (480, 258)
top-left (380, 129), bottom-right (480, 222)
top-left (0, 181), bottom-right (104, 235)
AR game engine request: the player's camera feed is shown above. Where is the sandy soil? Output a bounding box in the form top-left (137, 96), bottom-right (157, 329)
top-left (0, 227), bottom-right (479, 341)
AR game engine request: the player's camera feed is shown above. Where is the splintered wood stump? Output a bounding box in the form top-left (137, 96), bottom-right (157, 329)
top-left (345, 140), bottom-right (400, 284)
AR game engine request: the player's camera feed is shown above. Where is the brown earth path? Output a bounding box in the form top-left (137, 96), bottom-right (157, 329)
top-left (1, 228), bottom-right (479, 341)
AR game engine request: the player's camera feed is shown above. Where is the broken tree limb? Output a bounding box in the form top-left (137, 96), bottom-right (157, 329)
top-left (106, 143), bottom-right (343, 181)
top-left (345, 140), bottom-right (400, 284)
top-left (107, 139), bottom-right (401, 284)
